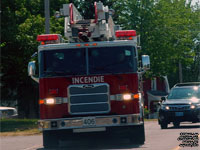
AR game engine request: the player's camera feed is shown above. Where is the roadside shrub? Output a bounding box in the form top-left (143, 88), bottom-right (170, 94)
top-left (144, 107), bottom-right (150, 119)
top-left (0, 119), bottom-right (38, 132)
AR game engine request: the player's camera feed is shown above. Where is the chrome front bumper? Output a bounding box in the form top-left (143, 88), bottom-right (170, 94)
top-left (38, 114), bottom-right (143, 131)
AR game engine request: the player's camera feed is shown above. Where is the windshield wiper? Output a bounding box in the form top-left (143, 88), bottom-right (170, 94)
top-left (43, 70), bottom-right (85, 76)
top-left (91, 66), bottom-right (113, 73)
top-left (43, 70), bottom-right (70, 76)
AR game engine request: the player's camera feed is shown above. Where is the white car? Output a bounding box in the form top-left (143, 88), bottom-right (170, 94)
top-left (0, 107), bottom-right (18, 119)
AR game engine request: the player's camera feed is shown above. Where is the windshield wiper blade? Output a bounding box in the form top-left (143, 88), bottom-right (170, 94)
top-left (43, 70), bottom-right (85, 76)
top-left (43, 70), bottom-right (70, 76)
top-left (92, 66), bottom-right (113, 73)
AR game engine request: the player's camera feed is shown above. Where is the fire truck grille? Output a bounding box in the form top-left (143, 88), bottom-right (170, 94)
top-left (68, 84), bottom-right (110, 115)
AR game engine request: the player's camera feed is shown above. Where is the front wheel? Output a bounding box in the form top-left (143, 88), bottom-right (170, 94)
top-left (160, 121), bottom-right (168, 129)
top-left (129, 124), bottom-right (145, 145)
top-left (43, 130), bottom-right (59, 149)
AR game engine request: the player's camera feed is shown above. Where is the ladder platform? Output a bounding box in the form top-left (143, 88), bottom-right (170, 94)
top-left (75, 19), bottom-right (92, 25)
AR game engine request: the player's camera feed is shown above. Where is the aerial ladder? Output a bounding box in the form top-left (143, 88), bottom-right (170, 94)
top-left (61, 2), bottom-right (117, 43)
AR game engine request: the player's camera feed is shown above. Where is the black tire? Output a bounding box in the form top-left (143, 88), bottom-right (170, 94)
top-left (129, 124), bottom-right (145, 145)
top-left (43, 130), bottom-right (59, 149)
top-left (173, 121), bottom-right (180, 128)
top-left (160, 121), bottom-right (168, 129)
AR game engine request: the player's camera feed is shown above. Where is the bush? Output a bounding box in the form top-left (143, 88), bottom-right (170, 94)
top-left (144, 108), bottom-right (150, 119)
top-left (0, 119), bottom-right (38, 132)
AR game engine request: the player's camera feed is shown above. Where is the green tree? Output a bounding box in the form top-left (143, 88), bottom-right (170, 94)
top-left (1, 0), bottom-right (69, 118)
top-left (149, 0), bottom-right (200, 85)
top-left (112, 0), bottom-right (200, 86)
top-left (1, 0), bottom-right (200, 118)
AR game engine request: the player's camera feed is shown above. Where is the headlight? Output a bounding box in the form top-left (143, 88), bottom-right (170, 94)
top-left (39, 97), bottom-right (63, 105)
top-left (123, 94), bottom-right (132, 100)
top-left (161, 105), bottom-right (170, 110)
top-left (190, 105), bottom-right (196, 109)
top-left (190, 104), bottom-right (200, 109)
top-left (115, 93), bottom-right (139, 101)
top-left (165, 106), bottom-right (170, 110)
top-left (46, 98), bottom-right (55, 104)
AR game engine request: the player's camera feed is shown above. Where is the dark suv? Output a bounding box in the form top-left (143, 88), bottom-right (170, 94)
top-left (158, 82), bottom-right (200, 129)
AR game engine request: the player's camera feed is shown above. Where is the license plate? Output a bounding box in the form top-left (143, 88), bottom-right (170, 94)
top-left (83, 117), bottom-right (96, 127)
top-left (175, 112), bottom-right (184, 116)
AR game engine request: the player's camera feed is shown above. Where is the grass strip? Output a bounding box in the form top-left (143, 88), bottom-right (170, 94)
top-left (0, 129), bottom-right (41, 136)
top-left (0, 119), bottom-right (40, 136)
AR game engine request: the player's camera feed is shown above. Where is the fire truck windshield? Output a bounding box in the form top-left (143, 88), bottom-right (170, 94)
top-left (39, 46), bottom-right (137, 77)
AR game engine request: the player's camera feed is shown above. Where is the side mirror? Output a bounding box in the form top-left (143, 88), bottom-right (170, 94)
top-left (137, 46), bottom-right (141, 50)
top-left (142, 55), bottom-right (150, 70)
top-left (157, 101), bottom-right (161, 105)
top-left (161, 96), bottom-right (166, 101)
top-left (28, 61), bottom-right (36, 76)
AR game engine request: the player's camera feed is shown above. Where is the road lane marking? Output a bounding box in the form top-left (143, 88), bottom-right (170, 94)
top-left (22, 144), bottom-right (43, 150)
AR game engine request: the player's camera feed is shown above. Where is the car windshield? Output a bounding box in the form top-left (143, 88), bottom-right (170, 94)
top-left (39, 46), bottom-right (137, 77)
top-left (167, 87), bottom-right (200, 99)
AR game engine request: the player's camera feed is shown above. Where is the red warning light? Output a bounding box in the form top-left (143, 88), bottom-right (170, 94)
top-left (115, 30), bottom-right (136, 37)
top-left (37, 34), bottom-right (59, 42)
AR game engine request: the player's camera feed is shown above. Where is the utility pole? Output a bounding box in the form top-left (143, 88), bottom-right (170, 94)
top-left (197, 52), bottom-right (200, 81)
top-left (179, 61), bottom-right (183, 83)
top-left (45, 0), bottom-right (50, 34)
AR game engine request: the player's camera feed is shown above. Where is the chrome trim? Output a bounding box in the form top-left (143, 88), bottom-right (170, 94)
top-left (44, 97), bottom-right (62, 104)
top-left (71, 102), bottom-right (108, 105)
top-left (38, 114), bottom-right (143, 131)
top-left (42, 93), bottom-right (140, 104)
top-left (69, 93), bottom-right (107, 96)
top-left (110, 95), bottom-right (115, 101)
top-left (110, 93), bottom-right (138, 101)
top-left (42, 93), bottom-right (140, 105)
top-left (139, 93), bottom-right (144, 119)
top-left (68, 83), bottom-right (110, 115)
top-left (63, 97), bottom-right (68, 103)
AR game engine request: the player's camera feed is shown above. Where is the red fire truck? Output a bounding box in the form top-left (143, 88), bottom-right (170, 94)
top-left (28, 2), bottom-right (150, 148)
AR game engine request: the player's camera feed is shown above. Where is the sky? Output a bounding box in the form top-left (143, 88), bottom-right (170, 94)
top-left (191, 0), bottom-right (200, 5)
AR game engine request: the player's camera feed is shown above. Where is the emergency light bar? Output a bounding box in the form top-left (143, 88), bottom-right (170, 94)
top-left (37, 34), bottom-right (62, 45)
top-left (37, 34), bottom-right (59, 41)
top-left (115, 30), bottom-right (136, 37)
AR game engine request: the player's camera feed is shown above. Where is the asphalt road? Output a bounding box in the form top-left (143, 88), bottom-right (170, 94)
top-left (1, 121), bottom-right (200, 150)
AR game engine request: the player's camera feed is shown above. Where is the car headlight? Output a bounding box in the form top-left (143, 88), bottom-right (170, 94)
top-left (190, 105), bottom-right (196, 109)
top-left (161, 105), bottom-right (170, 110)
top-left (165, 106), bottom-right (170, 110)
top-left (191, 104), bottom-right (200, 109)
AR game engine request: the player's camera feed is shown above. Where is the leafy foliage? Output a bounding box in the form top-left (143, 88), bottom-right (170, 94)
top-left (1, 119), bottom-right (38, 132)
top-left (1, 0), bottom-right (69, 118)
top-left (1, 0), bottom-right (200, 118)
top-left (112, 0), bottom-right (200, 85)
